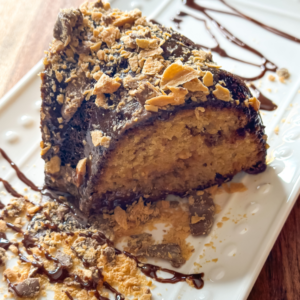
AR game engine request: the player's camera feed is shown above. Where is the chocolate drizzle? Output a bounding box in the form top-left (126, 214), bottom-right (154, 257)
top-left (43, 212), bottom-right (61, 232)
top-left (176, 11), bottom-right (276, 82)
top-left (169, 0), bottom-right (300, 111)
top-left (250, 84), bottom-right (278, 111)
top-left (74, 232), bottom-right (204, 289)
top-left (5, 277), bottom-right (22, 298)
top-left (6, 222), bottom-right (23, 233)
top-left (0, 178), bottom-right (23, 198)
top-left (0, 232), bottom-right (12, 250)
top-left (103, 282), bottom-right (125, 300)
top-left (119, 250), bottom-right (204, 289)
top-left (65, 291), bottom-right (74, 300)
top-left (0, 201), bottom-right (5, 209)
top-left (94, 291), bottom-right (110, 300)
top-left (0, 148), bottom-right (40, 192)
top-left (177, 1), bottom-right (277, 81)
top-left (219, 0), bottom-right (300, 43)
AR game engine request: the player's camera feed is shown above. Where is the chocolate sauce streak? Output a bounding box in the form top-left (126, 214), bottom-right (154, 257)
top-left (219, 0), bottom-right (300, 43)
top-left (43, 212), bottom-right (61, 232)
top-left (177, 4), bottom-right (277, 81)
top-left (169, 0), bottom-right (300, 111)
top-left (124, 250), bottom-right (203, 288)
top-left (94, 291), bottom-right (110, 300)
top-left (21, 235), bottom-right (72, 283)
top-left (180, 10), bottom-right (273, 78)
top-left (21, 233), bottom-right (118, 298)
top-left (250, 84), bottom-right (277, 111)
top-left (0, 148), bottom-right (40, 192)
top-left (173, 11), bottom-right (277, 111)
top-left (77, 232), bottom-right (204, 289)
top-left (0, 232), bottom-right (12, 250)
top-left (182, 0), bottom-right (300, 67)
top-left (103, 282), bottom-right (125, 300)
top-left (0, 178), bottom-right (23, 198)
top-left (6, 222), bottom-right (23, 233)
top-left (65, 291), bottom-right (74, 300)
top-left (0, 201), bottom-right (5, 209)
top-left (5, 277), bottom-right (22, 298)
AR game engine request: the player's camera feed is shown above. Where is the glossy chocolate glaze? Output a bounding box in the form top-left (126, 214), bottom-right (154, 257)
top-left (0, 232), bottom-right (12, 250)
top-left (121, 250), bottom-right (204, 289)
top-left (6, 222), bottom-right (23, 233)
top-left (250, 84), bottom-right (277, 111)
top-left (65, 291), bottom-right (74, 300)
top-left (0, 2), bottom-right (291, 296)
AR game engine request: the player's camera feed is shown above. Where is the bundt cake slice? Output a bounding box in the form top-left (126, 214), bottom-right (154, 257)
top-left (40, 0), bottom-right (267, 214)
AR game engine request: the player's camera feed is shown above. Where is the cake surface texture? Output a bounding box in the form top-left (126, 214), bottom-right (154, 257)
top-left (40, 0), bottom-right (267, 214)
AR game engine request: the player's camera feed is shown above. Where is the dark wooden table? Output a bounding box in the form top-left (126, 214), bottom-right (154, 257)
top-left (0, 1), bottom-right (299, 299)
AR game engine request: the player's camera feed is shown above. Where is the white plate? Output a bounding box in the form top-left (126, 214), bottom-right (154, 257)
top-left (1, 0), bottom-right (300, 299)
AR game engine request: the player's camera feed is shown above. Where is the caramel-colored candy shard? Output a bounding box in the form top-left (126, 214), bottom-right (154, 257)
top-left (145, 87), bottom-right (187, 107)
top-left (136, 38), bottom-right (159, 49)
top-left (202, 71), bottom-right (214, 87)
top-left (76, 158), bottom-right (87, 187)
top-left (168, 86), bottom-right (188, 105)
top-left (213, 84), bottom-right (232, 101)
top-left (160, 61), bottom-right (200, 90)
top-left (142, 57), bottom-right (164, 75)
top-left (249, 97), bottom-right (261, 111)
top-left (144, 105), bottom-right (159, 112)
top-left (100, 26), bottom-right (120, 48)
top-left (145, 95), bottom-right (175, 107)
top-left (93, 74), bottom-right (121, 94)
top-left (183, 78), bottom-right (209, 94)
top-left (91, 130), bottom-right (111, 148)
top-left (139, 47), bottom-right (163, 59)
top-left (45, 156), bottom-right (61, 174)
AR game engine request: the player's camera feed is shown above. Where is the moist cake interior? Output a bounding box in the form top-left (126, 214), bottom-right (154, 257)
top-left (94, 107), bottom-right (262, 200)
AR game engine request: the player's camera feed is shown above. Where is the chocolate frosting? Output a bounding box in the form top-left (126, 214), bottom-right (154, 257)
top-left (40, 3), bottom-right (267, 214)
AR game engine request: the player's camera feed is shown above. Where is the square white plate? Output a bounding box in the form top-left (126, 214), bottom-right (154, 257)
top-left (1, 0), bottom-right (300, 299)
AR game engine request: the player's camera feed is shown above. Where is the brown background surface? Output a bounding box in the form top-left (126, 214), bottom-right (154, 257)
top-left (0, 1), bottom-right (299, 299)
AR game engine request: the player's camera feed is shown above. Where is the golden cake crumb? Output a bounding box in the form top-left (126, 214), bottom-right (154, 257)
top-left (268, 74), bottom-right (276, 82)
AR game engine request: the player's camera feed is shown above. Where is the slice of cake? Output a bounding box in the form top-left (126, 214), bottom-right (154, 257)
top-left (40, 0), bottom-right (267, 214)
